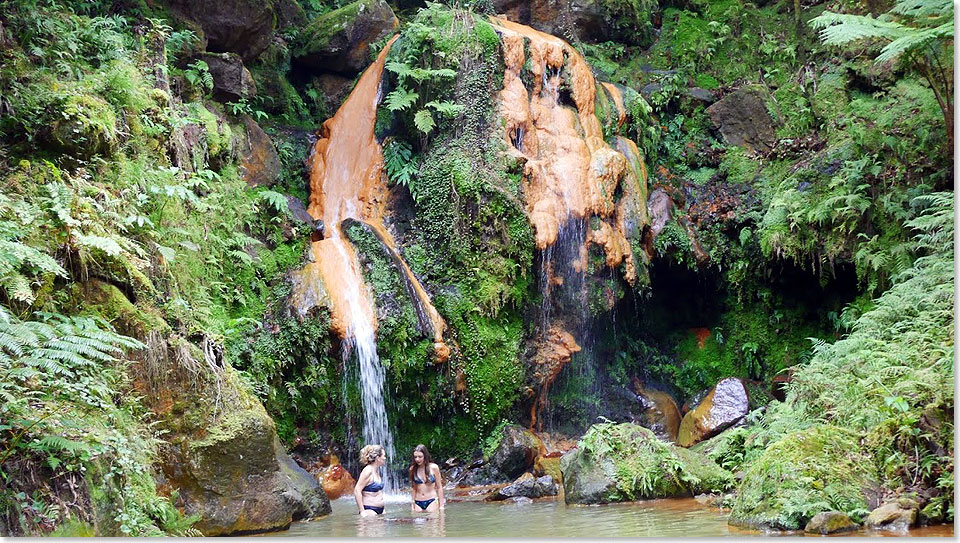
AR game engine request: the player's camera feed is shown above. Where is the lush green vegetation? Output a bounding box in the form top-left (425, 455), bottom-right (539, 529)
top-left (0, 0), bottom-right (952, 535)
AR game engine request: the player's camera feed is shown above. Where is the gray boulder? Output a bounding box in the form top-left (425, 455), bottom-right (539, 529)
top-left (164, 0), bottom-right (276, 61)
top-left (199, 52), bottom-right (257, 103)
top-left (706, 85), bottom-right (782, 154)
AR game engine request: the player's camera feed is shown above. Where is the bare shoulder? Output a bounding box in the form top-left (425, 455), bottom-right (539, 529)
top-left (429, 463), bottom-right (441, 473)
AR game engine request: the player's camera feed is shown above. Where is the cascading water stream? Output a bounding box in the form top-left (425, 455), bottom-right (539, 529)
top-left (304, 36), bottom-right (448, 495)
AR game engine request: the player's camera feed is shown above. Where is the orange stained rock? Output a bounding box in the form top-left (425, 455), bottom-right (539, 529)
top-left (529, 325), bottom-right (581, 429)
top-left (601, 82), bottom-right (627, 129)
top-left (306, 36), bottom-right (448, 360)
top-left (490, 17), bottom-right (648, 284)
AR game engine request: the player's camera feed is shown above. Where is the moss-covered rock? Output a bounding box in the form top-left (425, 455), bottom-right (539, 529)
top-left (804, 511), bottom-right (858, 534)
top-left (48, 94), bottom-right (118, 160)
top-left (729, 424), bottom-right (878, 531)
top-left (561, 423), bottom-right (733, 504)
top-left (292, 0), bottom-right (398, 74)
top-left (158, 378), bottom-right (330, 535)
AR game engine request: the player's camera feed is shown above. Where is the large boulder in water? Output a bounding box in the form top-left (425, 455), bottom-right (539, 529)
top-left (729, 424), bottom-right (879, 531)
top-left (561, 423), bottom-right (733, 504)
top-left (292, 0), bottom-right (398, 74)
top-left (158, 400), bottom-right (330, 535)
top-left (163, 0), bottom-right (276, 61)
top-left (678, 377), bottom-right (749, 447)
top-left (488, 424), bottom-right (543, 482)
top-left (864, 499), bottom-right (919, 531)
top-left (706, 85), bottom-right (782, 154)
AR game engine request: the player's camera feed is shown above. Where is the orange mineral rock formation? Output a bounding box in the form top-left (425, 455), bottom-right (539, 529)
top-left (490, 17), bottom-right (648, 285)
top-left (306, 36), bottom-right (448, 361)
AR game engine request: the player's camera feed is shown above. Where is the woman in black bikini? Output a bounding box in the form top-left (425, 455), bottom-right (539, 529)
top-left (409, 444), bottom-right (444, 513)
top-left (354, 444), bottom-right (387, 517)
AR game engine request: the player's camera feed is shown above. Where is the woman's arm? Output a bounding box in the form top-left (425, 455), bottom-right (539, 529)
top-left (433, 464), bottom-right (445, 509)
top-left (354, 468), bottom-right (369, 514)
top-left (410, 468), bottom-right (416, 512)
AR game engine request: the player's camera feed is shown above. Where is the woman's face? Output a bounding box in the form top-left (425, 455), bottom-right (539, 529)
top-left (413, 451), bottom-right (424, 465)
top-left (376, 452), bottom-right (386, 466)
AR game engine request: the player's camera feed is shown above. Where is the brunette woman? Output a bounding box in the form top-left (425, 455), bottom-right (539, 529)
top-left (408, 444), bottom-right (444, 512)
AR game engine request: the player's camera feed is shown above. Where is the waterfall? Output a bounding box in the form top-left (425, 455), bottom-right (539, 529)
top-left (304, 34), bottom-right (448, 494)
top-left (491, 17), bottom-right (650, 430)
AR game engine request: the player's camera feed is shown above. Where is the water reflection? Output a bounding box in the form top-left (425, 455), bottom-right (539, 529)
top-left (267, 498), bottom-right (954, 538)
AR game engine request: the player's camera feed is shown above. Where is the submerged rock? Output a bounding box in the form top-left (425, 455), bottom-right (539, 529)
top-left (804, 511), bottom-right (858, 534)
top-left (561, 423), bottom-right (732, 504)
top-left (292, 0), bottom-right (398, 74)
top-left (706, 85), bottom-right (781, 154)
top-left (486, 473), bottom-right (558, 501)
top-left (678, 377), bottom-right (749, 447)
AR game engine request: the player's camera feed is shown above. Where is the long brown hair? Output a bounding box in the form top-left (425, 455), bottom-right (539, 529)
top-left (408, 444), bottom-right (433, 486)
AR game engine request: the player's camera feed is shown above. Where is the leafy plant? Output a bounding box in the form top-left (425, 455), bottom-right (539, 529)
top-left (810, 0), bottom-right (954, 151)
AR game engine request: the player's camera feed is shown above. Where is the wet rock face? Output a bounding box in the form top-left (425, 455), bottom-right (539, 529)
top-left (865, 500), bottom-right (919, 531)
top-left (159, 407), bottom-right (330, 535)
top-left (239, 115), bottom-right (281, 187)
top-left (164, 0), bottom-right (276, 61)
top-left (292, 0), bottom-right (398, 74)
top-left (200, 52), bottom-right (257, 103)
top-left (678, 377), bottom-right (749, 447)
top-left (706, 85), bottom-right (781, 154)
top-left (804, 511), bottom-right (858, 534)
top-left (488, 425), bottom-right (543, 482)
top-left (635, 386), bottom-right (682, 443)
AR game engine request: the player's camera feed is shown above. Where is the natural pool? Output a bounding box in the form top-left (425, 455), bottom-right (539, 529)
top-left (263, 496), bottom-right (955, 538)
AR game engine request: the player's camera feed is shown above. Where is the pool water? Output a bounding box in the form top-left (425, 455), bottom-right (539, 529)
top-left (264, 496), bottom-right (955, 538)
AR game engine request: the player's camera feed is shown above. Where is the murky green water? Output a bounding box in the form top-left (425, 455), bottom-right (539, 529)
top-left (264, 497), bottom-right (954, 538)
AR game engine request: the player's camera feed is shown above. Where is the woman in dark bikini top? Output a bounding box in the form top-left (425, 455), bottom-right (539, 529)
top-left (408, 444), bottom-right (444, 513)
top-left (354, 444), bottom-right (387, 517)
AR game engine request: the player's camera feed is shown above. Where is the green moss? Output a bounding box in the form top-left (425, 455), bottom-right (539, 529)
top-left (730, 425), bottom-right (877, 530)
top-left (577, 422), bottom-right (733, 499)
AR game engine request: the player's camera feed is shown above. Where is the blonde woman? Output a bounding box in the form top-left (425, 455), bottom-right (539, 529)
top-left (354, 444), bottom-right (387, 517)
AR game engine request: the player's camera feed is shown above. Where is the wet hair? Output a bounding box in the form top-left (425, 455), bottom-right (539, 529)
top-left (408, 444), bottom-right (433, 486)
top-left (359, 444), bottom-right (385, 466)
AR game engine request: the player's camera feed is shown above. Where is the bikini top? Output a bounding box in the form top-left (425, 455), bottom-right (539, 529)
top-left (362, 479), bottom-right (384, 493)
top-left (413, 469), bottom-right (436, 485)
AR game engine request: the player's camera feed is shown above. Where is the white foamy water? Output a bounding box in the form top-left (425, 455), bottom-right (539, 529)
top-left (330, 212), bottom-right (397, 494)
